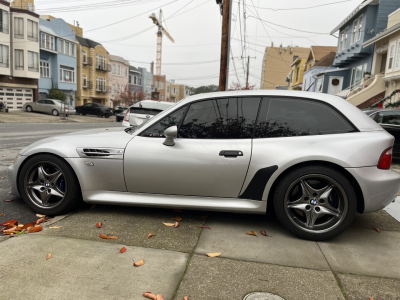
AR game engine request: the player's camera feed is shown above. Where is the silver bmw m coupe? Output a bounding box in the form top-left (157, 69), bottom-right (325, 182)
top-left (7, 90), bottom-right (400, 240)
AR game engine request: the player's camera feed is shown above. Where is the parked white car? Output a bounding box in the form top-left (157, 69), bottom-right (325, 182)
top-left (122, 100), bottom-right (175, 127)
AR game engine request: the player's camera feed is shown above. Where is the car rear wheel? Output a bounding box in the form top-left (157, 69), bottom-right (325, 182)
top-left (105, 115), bottom-right (110, 118)
top-left (52, 109), bottom-right (59, 116)
top-left (274, 165), bottom-right (356, 240)
top-left (19, 154), bottom-right (82, 215)
top-left (26, 106), bottom-right (32, 112)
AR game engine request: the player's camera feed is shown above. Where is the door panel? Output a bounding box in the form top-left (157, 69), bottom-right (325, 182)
top-left (124, 137), bottom-right (252, 198)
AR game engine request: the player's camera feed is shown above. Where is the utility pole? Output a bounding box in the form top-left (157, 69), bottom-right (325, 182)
top-left (246, 56), bottom-right (250, 87)
top-left (218, 0), bottom-right (233, 91)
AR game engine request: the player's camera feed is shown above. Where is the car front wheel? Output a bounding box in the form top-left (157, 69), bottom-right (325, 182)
top-left (274, 165), bottom-right (356, 241)
top-left (52, 109), bottom-right (59, 116)
top-left (26, 106), bottom-right (32, 112)
top-left (18, 154), bottom-right (82, 215)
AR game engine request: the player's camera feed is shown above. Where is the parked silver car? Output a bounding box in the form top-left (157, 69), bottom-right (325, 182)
top-left (8, 90), bottom-right (400, 240)
top-left (23, 99), bottom-right (75, 116)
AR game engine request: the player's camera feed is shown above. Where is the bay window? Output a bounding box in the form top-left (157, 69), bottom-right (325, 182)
top-left (96, 54), bottom-right (106, 70)
top-left (388, 42), bottom-right (396, 72)
top-left (351, 15), bottom-right (362, 44)
top-left (27, 19), bottom-right (38, 42)
top-left (0, 44), bottom-right (9, 68)
top-left (28, 51), bottom-right (38, 72)
top-left (41, 33), bottom-right (55, 51)
top-left (0, 9), bottom-right (9, 34)
top-left (15, 49), bottom-right (24, 70)
top-left (14, 17), bottom-right (23, 38)
top-left (60, 65), bottom-right (75, 83)
top-left (96, 77), bottom-right (106, 91)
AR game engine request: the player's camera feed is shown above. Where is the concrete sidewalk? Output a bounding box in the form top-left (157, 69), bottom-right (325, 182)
top-left (1, 203), bottom-right (400, 300)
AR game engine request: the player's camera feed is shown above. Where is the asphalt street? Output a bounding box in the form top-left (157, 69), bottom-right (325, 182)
top-left (0, 122), bottom-right (122, 224)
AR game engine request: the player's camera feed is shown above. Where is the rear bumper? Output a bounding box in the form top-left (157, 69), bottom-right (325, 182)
top-left (346, 166), bottom-right (400, 213)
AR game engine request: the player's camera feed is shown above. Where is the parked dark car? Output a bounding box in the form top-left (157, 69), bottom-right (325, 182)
top-left (75, 103), bottom-right (113, 118)
top-left (363, 108), bottom-right (400, 157)
top-left (113, 106), bottom-right (129, 116)
top-left (116, 109), bottom-right (128, 122)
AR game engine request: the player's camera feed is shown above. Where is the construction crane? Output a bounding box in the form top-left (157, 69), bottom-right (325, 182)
top-left (149, 10), bottom-right (175, 76)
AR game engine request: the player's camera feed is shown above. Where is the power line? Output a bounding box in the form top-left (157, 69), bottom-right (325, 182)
top-left (237, 0), bottom-right (355, 11)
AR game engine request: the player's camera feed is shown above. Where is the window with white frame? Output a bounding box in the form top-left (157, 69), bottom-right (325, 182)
top-left (14, 17), bottom-right (23, 38)
top-left (388, 42), bottom-right (396, 72)
top-left (59, 40), bottom-right (76, 57)
top-left (351, 15), bottom-right (362, 44)
top-left (83, 50), bottom-right (87, 64)
top-left (112, 64), bottom-right (116, 74)
top-left (315, 77), bottom-right (323, 92)
top-left (0, 44), bottom-right (9, 68)
top-left (60, 65), bottom-right (75, 82)
top-left (83, 74), bottom-right (87, 87)
top-left (28, 51), bottom-right (38, 72)
top-left (395, 40), bottom-right (400, 70)
top-left (117, 65), bottom-right (121, 75)
top-left (96, 54), bottom-right (106, 70)
top-left (340, 27), bottom-right (348, 51)
top-left (41, 33), bottom-right (55, 51)
top-left (40, 61), bottom-right (50, 77)
top-left (0, 9), bottom-right (9, 34)
top-left (15, 49), bottom-right (23, 70)
top-left (27, 19), bottom-right (38, 42)
top-left (96, 77), bottom-right (106, 91)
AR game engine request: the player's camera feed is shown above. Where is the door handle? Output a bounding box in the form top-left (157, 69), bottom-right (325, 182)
top-left (219, 150), bottom-right (243, 158)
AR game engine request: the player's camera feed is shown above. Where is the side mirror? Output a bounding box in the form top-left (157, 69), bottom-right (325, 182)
top-left (163, 126), bottom-right (177, 146)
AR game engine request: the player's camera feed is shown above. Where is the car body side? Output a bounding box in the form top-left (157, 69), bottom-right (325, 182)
top-left (8, 90), bottom-right (400, 215)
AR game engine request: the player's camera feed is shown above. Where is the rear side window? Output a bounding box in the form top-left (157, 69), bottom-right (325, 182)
top-left (130, 107), bottom-right (163, 116)
top-left (377, 111), bottom-right (400, 125)
top-left (254, 97), bottom-right (355, 138)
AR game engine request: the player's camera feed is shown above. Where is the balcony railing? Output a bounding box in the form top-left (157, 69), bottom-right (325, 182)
top-left (96, 63), bottom-right (111, 72)
top-left (10, 0), bottom-right (35, 12)
top-left (83, 57), bottom-right (93, 66)
top-left (96, 86), bottom-right (108, 93)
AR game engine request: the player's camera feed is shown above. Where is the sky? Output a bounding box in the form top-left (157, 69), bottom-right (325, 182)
top-left (34, 0), bottom-right (365, 89)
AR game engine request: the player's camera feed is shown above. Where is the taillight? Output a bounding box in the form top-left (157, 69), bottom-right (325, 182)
top-left (65, 106), bottom-right (68, 110)
top-left (378, 147), bottom-right (393, 170)
top-left (124, 110), bottom-right (130, 122)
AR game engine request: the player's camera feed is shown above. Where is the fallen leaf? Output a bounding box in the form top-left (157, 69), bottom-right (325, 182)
top-left (260, 231), bottom-right (270, 237)
top-left (2, 155), bottom-right (6, 157)
top-left (3, 199), bottom-right (13, 202)
top-left (173, 209), bottom-right (182, 212)
top-left (28, 225), bottom-right (43, 233)
top-left (133, 259), bottom-right (144, 267)
top-left (369, 298), bottom-right (375, 300)
top-left (207, 252), bottom-right (222, 257)
top-left (49, 226), bottom-right (62, 229)
top-left (172, 216), bottom-right (182, 221)
top-left (0, 213), bottom-right (5, 217)
top-left (156, 294), bottom-right (164, 300)
top-left (108, 235), bottom-right (118, 239)
top-left (1, 219), bottom-right (17, 226)
top-left (147, 233), bottom-right (155, 239)
top-left (373, 227), bottom-right (381, 233)
top-left (143, 292), bottom-right (157, 300)
top-left (36, 217), bottom-right (46, 224)
top-left (36, 214), bottom-right (45, 218)
top-left (96, 222), bottom-right (102, 228)
top-left (246, 231), bottom-right (258, 237)
top-left (3, 227), bottom-right (17, 234)
top-left (1, 177), bottom-right (4, 179)
top-left (99, 234), bottom-right (110, 239)
top-left (174, 221), bottom-right (179, 228)
top-left (26, 226), bottom-right (33, 231)
top-left (119, 247), bottom-right (127, 253)
top-left (201, 215), bottom-right (208, 219)
top-left (199, 226), bottom-right (211, 230)
top-left (163, 222), bottom-right (175, 227)
top-left (9, 233), bottom-right (14, 237)
top-left (90, 204), bottom-right (96, 210)
top-left (46, 253), bottom-right (52, 260)
top-left (183, 297), bottom-right (189, 300)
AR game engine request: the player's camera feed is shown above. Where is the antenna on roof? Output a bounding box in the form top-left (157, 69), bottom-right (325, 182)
top-left (77, 21), bottom-right (80, 27)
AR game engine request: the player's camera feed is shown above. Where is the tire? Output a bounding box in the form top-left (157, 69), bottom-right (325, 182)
top-left (18, 154), bottom-right (82, 215)
top-left (26, 106), bottom-right (32, 112)
top-left (52, 109), bottom-right (59, 116)
top-left (105, 115), bottom-right (110, 118)
top-left (82, 114), bottom-right (86, 116)
top-left (97, 114), bottom-right (102, 118)
top-left (273, 165), bottom-right (356, 241)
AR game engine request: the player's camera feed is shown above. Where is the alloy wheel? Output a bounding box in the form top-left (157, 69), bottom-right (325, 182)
top-left (283, 174), bottom-right (348, 234)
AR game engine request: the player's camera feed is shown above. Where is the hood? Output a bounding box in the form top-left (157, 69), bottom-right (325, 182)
top-left (20, 127), bottom-right (133, 158)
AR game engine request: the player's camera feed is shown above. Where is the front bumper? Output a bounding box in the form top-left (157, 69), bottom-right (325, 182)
top-left (7, 155), bottom-right (28, 198)
top-left (346, 166), bottom-right (400, 213)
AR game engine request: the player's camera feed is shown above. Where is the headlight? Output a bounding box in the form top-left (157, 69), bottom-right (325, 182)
top-left (13, 153), bottom-right (20, 164)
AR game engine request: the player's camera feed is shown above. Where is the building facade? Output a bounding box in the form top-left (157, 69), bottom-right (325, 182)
top-left (38, 16), bottom-right (77, 107)
top-left (0, 0), bottom-right (39, 110)
top-left (108, 54), bottom-right (129, 108)
top-left (128, 65), bottom-right (142, 94)
top-left (139, 66), bottom-right (153, 100)
top-left (288, 57), bottom-right (307, 90)
top-left (260, 44), bottom-right (309, 89)
top-left (152, 74), bottom-right (166, 101)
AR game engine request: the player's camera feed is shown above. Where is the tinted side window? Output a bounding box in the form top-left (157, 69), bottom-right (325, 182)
top-left (378, 111), bottom-right (400, 125)
top-left (255, 97), bottom-right (354, 138)
top-left (179, 97), bottom-right (261, 139)
top-left (131, 107), bottom-right (163, 116)
top-left (140, 106), bottom-right (188, 137)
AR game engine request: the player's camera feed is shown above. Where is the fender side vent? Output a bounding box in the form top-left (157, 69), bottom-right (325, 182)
top-left (76, 148), bottom-right (124, 159)
top-left (83, 149), bottom-right (111, 157)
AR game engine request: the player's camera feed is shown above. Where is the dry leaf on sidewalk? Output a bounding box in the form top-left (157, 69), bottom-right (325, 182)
top-left (183, 297), bottom-right (189, 300)
top-left (163, 222), bottom-right (175, 227)
top-left (199, 226), bottom-right (211, 230)
top-left (206, 252), bottom-right (222, 257)
top-left (0, 213), bottom-right (5, 217)
top-left (49, 226), bottom-right (62, 229)
top-left (36, 214), bottom-right (45, 218)
top-left (147, 233), bottom-right (155, 239)
top-left (1, 219), bottom-right (17, 226)
top-left (108, 235), bottom-right (118, 239)
top-left (143, 292), bottom-right (157, 300)
top-left (373, 227), bottom-right (381, 233)
top-left (369, 298), bottom-right (375, 300)
top-left (260, 231), bottom-right (271, 237)
top-left (28, 225), bottom-right (42, 233)
top-left (46, 253), bottom-right (52, 260)
top-left (119, 247), bottom-right (127, 253)
top-left (3, 199), bottom-right (13, 202)
top-left (172, 216), bottom-right (182, 221)
top-left (2, 155), bottom-right (6, 157)
top-left (1, 177), bottom-right (4, 179)
top-left (36, 217), bottom-right (45, 225)
top-left (156, 294), bottom-right (164, 300)
top-left (246, 231), bottom-right (257, 237)
top-left (96, 222), bottom-right (102, 228)
top-left (134, 259), bottom-right (144, 267)
top-left (99, 234), bottom-right (110, 239)
top-left (174, 221), bottom-right (179, 228)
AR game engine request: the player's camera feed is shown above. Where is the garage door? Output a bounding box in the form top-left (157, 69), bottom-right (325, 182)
top-left (0, 87), bottom-right (33, 110)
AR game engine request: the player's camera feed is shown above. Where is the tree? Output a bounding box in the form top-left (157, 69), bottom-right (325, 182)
top-left (190, 85), bottom-right (218, 95)
top-left (48, 84), bottom-right (66, 101)
top-left (135, 90), bottom-right (151, 101)
top-left (112, 85), bottom-right (136, 106)
top-left (229, 82), bottom-right (256, 90)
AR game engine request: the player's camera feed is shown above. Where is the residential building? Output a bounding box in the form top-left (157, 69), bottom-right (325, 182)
top-left (359, 7), bottom-right (400, 107)
top-left (69, 24), bottom-right (110, 107)
top-left (108, 54), bottom-right (129, 108)
top-left (169, 80), bottom-right (189, 102)
top-left (165, 80), bottom-right (170, 101)
top-left (139, 67), bottom-right (153, 100)
top-left (128, 65), bottom-right (142, 95)
top-left (321, 0), bottom-right (399, 101)
top-left (153, 74), bottom-right (166, 101)
top-left (260, 44), bottom-right (309, 89)
top-left (288, 57), bottom-right (307, 90)
top-left (302, 46), bottom-right (337, 92)
top-left (185, 86), bottom-right (192, 98)
top-left (38, 16), bottom-right (77, 107)
top-left (0, 0), bottom-right (39, 110)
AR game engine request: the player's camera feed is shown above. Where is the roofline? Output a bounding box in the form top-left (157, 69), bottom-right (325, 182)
top-left (363, 23), bottom-right (400, 47)
top-left (330, 0), bottom-right (379, 34)
top-left (39, 27), bottom-right (76, 43)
